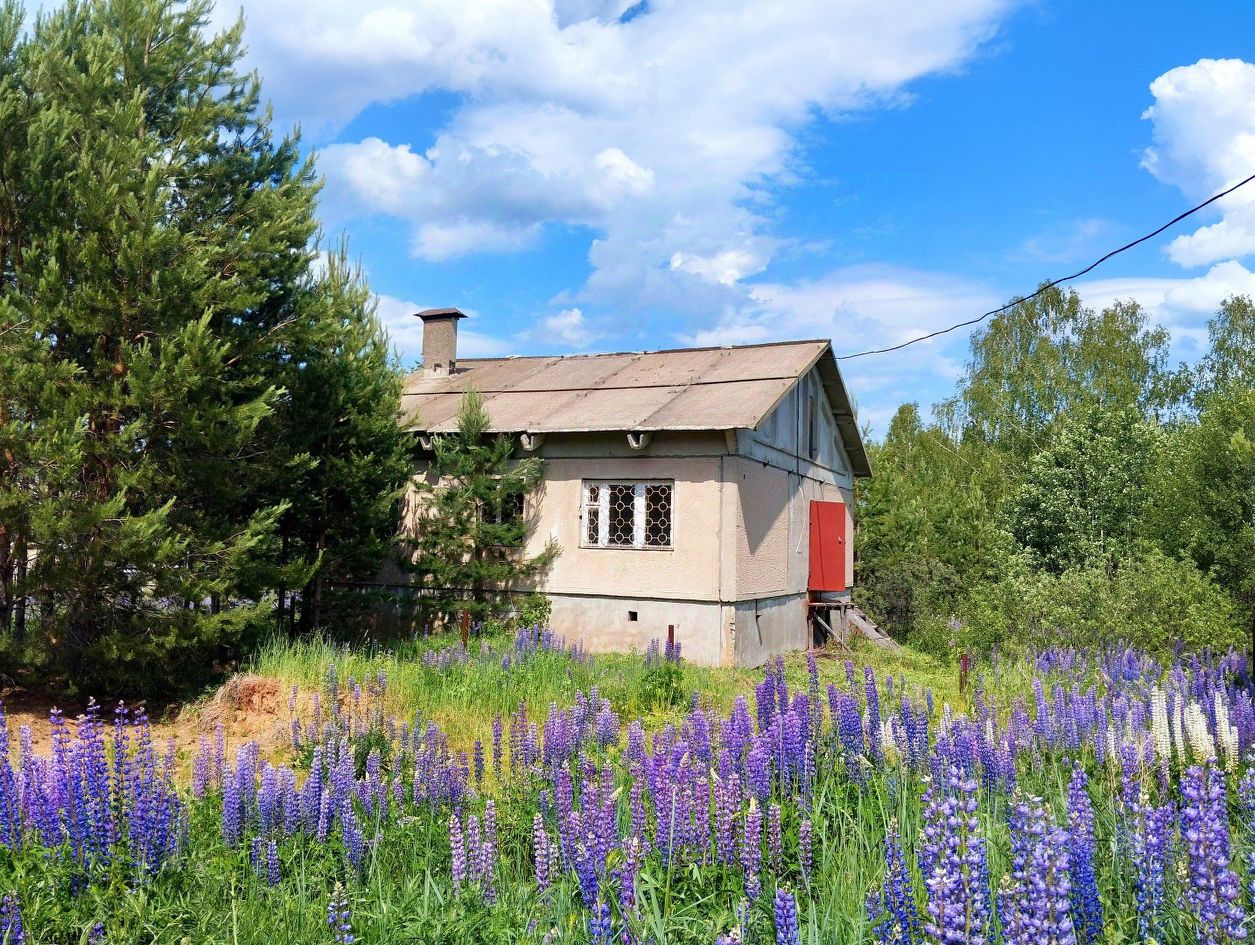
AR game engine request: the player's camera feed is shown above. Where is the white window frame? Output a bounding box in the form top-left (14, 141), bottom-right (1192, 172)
top-left (581, 480), bottom-right (673, 550)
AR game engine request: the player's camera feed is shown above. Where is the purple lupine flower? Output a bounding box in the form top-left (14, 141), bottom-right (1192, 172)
top-left (191, 735), bottom-right (212, 799)
top-left (798, 818), bottom-right (813, 884)
top-left (1181, 763), bottom-right (1246, 945)
top-left (767, 803), bottom-right (783, 873)
top-left (594, 704), bottom-right (620, 748)
top-left (864, 666), bottom-right (883, 765)
top-left (1128, 789), bottom-right (1172, 940)
top-left (589, 899), bottom-right (613, 945)
top-left (449, 813), bottom-right (467, 891)
top-left (473, 739), bottom-right (484, 786)
top-left (341, 802), bottom-right (366, 873)
top-left (327, 883), bottom-right (355, 944)
top-left (0, 893), bottom-right (23, 945)
top-left (1065, 766), bottom-right (1103, 944)
top-left (747, 737), bottom-right (773, 803)
top-left (741, 803), bottom-right (763, 901)
top-left (492, 714), bottom-right (503, 778)
top-left (533, 814), bottom-right (553, 891)
top-left (264, 838), bottom-right (281, 887)
top-left (866, 817), bottom-right (917, 945)
top-left (773, 888), bottom-right (800, 945)
top-left (999, 797), bottom-right (1075, 945)
top-left (920, 766), bottom-right (989, 945)
top-left (88, 923), bottom-right (105, 944)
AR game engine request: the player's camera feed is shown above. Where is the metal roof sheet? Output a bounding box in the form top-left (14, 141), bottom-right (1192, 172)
top-left (401, 339), bottom-right (870, 475)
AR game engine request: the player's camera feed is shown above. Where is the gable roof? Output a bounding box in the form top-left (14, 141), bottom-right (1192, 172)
top-left (402, 339), bottom-right (870, 476)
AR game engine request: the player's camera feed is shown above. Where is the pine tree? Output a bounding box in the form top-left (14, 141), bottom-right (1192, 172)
top-left (0, 0), bottom-right (409, 691)
top-left (404, 390), bottom-right (559, 627)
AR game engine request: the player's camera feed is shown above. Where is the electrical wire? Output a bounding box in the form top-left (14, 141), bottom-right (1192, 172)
top-left (835, 171), bottom-right (1255, 360)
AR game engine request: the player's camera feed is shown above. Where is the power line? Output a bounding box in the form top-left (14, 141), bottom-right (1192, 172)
top-left (835, 171), bottom-right (1255, 361)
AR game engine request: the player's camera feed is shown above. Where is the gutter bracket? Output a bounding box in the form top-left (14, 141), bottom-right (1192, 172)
top-left (520, 431), bottom-right (546, 452)
top-left (626, 431), bottom-right (653, 451)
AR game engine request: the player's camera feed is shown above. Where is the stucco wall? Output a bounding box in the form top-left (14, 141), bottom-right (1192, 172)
top-left (727, 456), bottom-right (853, 602)
top-left (523, 449), bottom-right (725, 602)
top-left (732, 457), bottom-right (790, 598)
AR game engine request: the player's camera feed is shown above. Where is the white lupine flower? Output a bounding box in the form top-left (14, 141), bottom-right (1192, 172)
top-left (1171, 700), bottom-right (1186, 759)
top-left (1106, 722), bottom-right (1119, 766)
top-left (881, 719), bottom-right (899, 760)
top-left (1214, 691), bottom-right (1239, 769)
top-left (1150, 687), bottom-right (1172, 763)
top-left (1184, 701), bottom-right (1215, 762)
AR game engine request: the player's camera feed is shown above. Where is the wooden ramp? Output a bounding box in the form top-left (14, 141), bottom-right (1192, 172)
top-left (808, 601), bottom-right (900, 652)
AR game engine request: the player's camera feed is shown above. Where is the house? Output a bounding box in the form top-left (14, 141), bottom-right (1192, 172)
top-left (399, 308), bottom-right (872, 667)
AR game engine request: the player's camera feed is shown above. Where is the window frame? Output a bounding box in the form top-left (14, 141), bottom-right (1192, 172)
top-left (580, 479), bottom-right (674, 550)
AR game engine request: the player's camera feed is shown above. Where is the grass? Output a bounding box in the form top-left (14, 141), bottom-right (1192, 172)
top-left (244, 630), bottom-right (962, 753)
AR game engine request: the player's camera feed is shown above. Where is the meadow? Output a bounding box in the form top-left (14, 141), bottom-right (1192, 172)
top-left (1, 630), bottom-right (1253, 945)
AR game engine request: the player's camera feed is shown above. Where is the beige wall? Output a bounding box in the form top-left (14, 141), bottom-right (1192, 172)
top-left (524, 451), bottom-right (725, 602)
top-left (727, 456), bottom-right (853, 602)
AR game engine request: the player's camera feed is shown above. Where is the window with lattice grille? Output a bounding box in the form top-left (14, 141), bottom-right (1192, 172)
top-left (581, 480), bottom-right (673, 549)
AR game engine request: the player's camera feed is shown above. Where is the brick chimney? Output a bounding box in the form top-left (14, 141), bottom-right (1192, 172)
top-left (416, 308), bottom-right (467, 377)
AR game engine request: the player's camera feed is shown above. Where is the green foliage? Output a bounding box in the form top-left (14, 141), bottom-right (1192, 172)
top-left (859, 287), bottom-right (1247, 660)
top-left (945, 548), bottom-right (1242, 658)
top-left (1006, 405), bottom-right (1160, 573)
top-left (637, 655), bottom-right (686, 711)
top-left (941, 285), bottom-right (1185, 462)
top-left (854, 403), bottom-right (1010, 640)
top-left (1143, 381), bottom-right (1255, 635)
top-left (1194, 294), bottom-right (1255, 400)
top-left (0, 0), bottom-right (408, 693)
top-left (403, 390), bottom-right (560, 625)
top-left (516, 592), bottom-right (552, 629)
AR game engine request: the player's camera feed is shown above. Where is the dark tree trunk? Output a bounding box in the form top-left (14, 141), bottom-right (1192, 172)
top-left (12, 535), bottom-right (26, 643)
top-left (0, 528), bottom-right (11, 636)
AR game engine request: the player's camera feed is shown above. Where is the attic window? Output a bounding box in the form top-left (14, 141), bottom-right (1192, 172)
top-left (582, 480), bottom-right (672, 549)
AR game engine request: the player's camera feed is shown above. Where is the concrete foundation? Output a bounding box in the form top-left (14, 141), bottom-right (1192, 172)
top-left (548, 590), bottom-right (832, 669)
top-left (548, 593), bottom-right (729, 665)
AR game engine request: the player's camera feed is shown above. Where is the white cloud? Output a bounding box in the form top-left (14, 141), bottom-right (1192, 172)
top-left (1014, 217), bottom-right (1115, 264)
top-left (540, 307), bottom-right (597, 347)
top-left (1077, 259), bottom-right (1255, 354)
top-left (1142, 59), bottom-right (1255, 268)
top-left (242, 0), bottom-right (1017, 317)
top-left (680, 264), bottom-right (1002, 420)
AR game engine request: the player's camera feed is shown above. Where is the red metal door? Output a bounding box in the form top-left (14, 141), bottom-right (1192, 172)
top-left (808, 500), bottom-right (847, 592)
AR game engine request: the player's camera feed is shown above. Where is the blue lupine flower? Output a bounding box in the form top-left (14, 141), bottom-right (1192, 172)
top-left (867, 818), bottom-right (918, 945)
top-left (920, 765), bottom-right (989, 945)
top-left (327, 883), bottom-right (354, 944)
top-left (999, 796), bottom-right (1075, 945)
top-left (0, 894), bottom-right (23, 945)
top-left (774, 888), bottom-right (800, 945)
top-left (1181, 763), bottom-right (1246, 945)
top-left (1066, 766), bottom-right (1103, 944)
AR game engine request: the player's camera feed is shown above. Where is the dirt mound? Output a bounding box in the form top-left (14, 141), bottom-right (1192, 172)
top-left (2, 674), bottom-right (295, 764)
top-left (181, 674), bottom-right (292, 754)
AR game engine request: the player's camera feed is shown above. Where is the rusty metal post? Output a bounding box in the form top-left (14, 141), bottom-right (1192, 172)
top-left (667, 624), bottom-right (675, 651)
top-left (959, 649), bottom-right (970, 695)
top-left (460, 609), bottom-right (470, 650)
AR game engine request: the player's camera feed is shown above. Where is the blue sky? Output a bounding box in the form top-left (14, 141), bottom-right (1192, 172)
top-left (206, 1), bottom-right (1255, 430)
